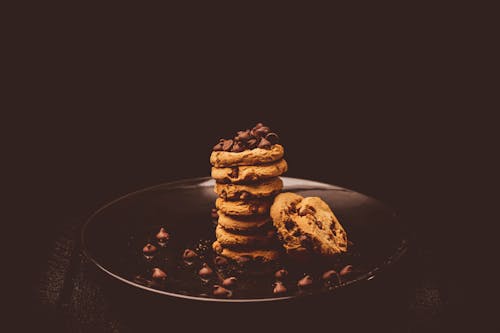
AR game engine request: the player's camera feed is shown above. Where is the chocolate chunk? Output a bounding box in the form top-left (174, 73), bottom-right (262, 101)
top-left (288, 202), bottom-right (297, 214)
top-left (198, 263), bottom-right (213, 278)
top-left (211, 208), bottom-right (219, 219)
top-left (315, 220), bottom-right (323, 229)
top-left (274, 269), bottom-right (289, 280)
top-left (142, 243), bottom-right (157, 255)
top-left (229, 167), bottom-right (239, 178)
top-left (222, 139), bottom-right (234, 151)
top-left (265, 132), bottom-right (279, 144)
top-left (273, 281), bottom-right (287, 295)
top-left (285, 220), bottom-right (295, 231)
top-left (215, 256), bottom-right (228, 266)
top-left (222, 277), bottom-right (237, 288)
top-left (183, 249), bottom-right (198, 261)
top-left (152, 268), bottom-right (167, 280)
top-left (156, 228), bottom-right (170, 243)
top-left (213, 285), bottom-right (232, 298)
top-left (322, 270), bottom-right (338, 282)
top-left (339, 265), bottom-right (353, 277)
top-left (297, 275), bottom-right (313, 288)
top-left (231, 141), bottom-right (245, 152)
top-left (257, 137), bottom-right (271, 149)
top-left (298, 206), bottom-right (316, 216)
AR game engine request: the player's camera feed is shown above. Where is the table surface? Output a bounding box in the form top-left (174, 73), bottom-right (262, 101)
top-left (33, 219), bottom-right (456, 333)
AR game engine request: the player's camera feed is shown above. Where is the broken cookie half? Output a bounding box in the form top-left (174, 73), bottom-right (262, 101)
top-left (270, 192), bottom-right (348, 257)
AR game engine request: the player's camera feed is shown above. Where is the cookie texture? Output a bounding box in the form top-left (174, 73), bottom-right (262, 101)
top-left (217, 213), bottom-right (271, 232)
top-left (214, 177), bottom-right (283, 200)
top-left (210, 144), bottom-right (285, 167)
top-left (215, 225), bottom-right (275, 249)
top-left (216, 197), bottom-right (271, 216)
top-left (270, 192), bottom-right (348, 256)
top-left (212, 241), bottom-right (281, 262)
top-left (211, 159), bottom-right (287, 184)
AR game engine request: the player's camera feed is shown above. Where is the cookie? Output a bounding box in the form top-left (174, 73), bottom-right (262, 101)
top-left (210, 144), bottom-right (285, 167)
top-left (217, 213), bottom-right (272, 232)
top-left (211, 159), bottom-right (288, 184)
top-left (215, 225), bottom-right (276, 249)
top-left (215, 197), bottom-right (271, 216)
top-left (212, 241), bottom-right (281, 262)
top-left (270, 192), bottom-right (348, 256)
top-left (214, 177), bottom-right (283, 200)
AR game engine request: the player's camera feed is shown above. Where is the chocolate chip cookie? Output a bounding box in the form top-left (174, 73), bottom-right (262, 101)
top-left (211, 144), bottom-right (284, 168)
top-left (215, 225), bottom-right (276, 249)
top-left (215, 197), bottom-right (272, 216)
top-left (211, 159), bottom-right (288, 184)
top-left (270, 192), bottom-right (348, 256)
top-left (212, 241), bottom-right (281, 262)
top-left (217, 213), bottom-right (272, 232)
top-left (214, 177), bottom-right (283, 200)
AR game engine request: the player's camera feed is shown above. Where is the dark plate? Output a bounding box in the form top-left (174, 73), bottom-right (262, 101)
top-left (82, 177), bottom-right (408, 304)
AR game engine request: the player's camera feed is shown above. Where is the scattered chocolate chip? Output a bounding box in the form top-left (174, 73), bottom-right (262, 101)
top-left (273, 281), bottom-right (287, 295)
top-left (246, 138), bottom-right (258, 149)
top-left (322, 270), bottom-right (339, 282)
top-left (265, 132), bottom-right (279, 144)
top-left (235, 130), bottom-right (252, 141)
top-left (285, 220), bottom-right (295, 231)
top-left (339, 265), bottom-right (353, 277)
top-left (254, 122), bottom-right (264, 129)
top-left (255, 126), bottom-right (270, 137)
top-left (183, 249), bottom-right (198, 261)
top-left (222, 139), bottom-right (234, 151)
top-left (229, 167), bottom-right (239, 178)
top-left (152, 268), bottom-right (167, 280)
top-left (211, 208), bottom-right (219, 219)
top-left (222, 277), bottom-right (237, 288)
top-left (298, 206), bottom-right (316, 216)
top-left (274, 269), bottom-right (289, 280)
top-left (155, 228), bottom-right (170, 243)
top-left (215, 256), bottom-right (228, 266)
top-left (315, 220), bottom-right (323, 229)
top-left (297, 275), bottom-right (313, 288)
top-left (142, 243), bottom-right (157, 255)
top-left (198, 263), bottom-right (213, 278)
top-left (257, 137), bottom-right (271, 149)
top-left (213, 285), bottom-right (233, 298)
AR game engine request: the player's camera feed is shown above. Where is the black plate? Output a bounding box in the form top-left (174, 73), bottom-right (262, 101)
top-left (82, 177), bottom-right (408, 304)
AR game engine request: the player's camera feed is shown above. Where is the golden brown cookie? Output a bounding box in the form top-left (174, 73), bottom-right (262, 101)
top-left (214, 177), bottom-right (283, 200)
top-left (270, 192), bottom-right (348, 256)
top-left (210, 144), bottom-right (285, 167)
top-left (212, 241), bottom-right (281, 262)
top-left (215, 197), bottom-right (271, 216)
top-left (211, 159), bottom-right (288, 184)
top-left (215, 225), bottom-right (276, 249)
top-left (217, 213), bottom-right (272, 232)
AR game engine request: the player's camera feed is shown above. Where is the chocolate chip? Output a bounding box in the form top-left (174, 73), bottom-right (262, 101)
top-left (254, 122), bottom-right (264, 129)
top-left (289, 202), bottom-right (297, 214)
top-left (273, 281), bottom-right (287, 295)
top-left (155, 228), bottom-right (170, 243)
top-left (213, 285), bottom-right (232, 298)
top-left (198, 263), bottom-right (213, 278)
top-left (231, 141), bottom-right (245, 152)
top-left (222, 277), bottom-right (237, 288)
top-left (229, 167), bottom-right (239, 178)
top-left (211, 208), bottom-right (219, 219)
top-left (246, 138), bottom-right (258, 149)
top-left (297, 275), bottom-right (313, 288)
top-left (274, 269), bottom-right (289, 280)
top-left (322, 270), bottom-right (338, 282)
top-left (213, 139), bottom-right (224, 151)
top-left (257, 137), bottom-right (271, 149)
top-left (315, 220), bottom-right (323, 229)
top-left (222, 139), bottom-right (234, 151)
top-left (339, 265), bottom-right (353, 277)
top-left (215, 256), bottom-right (228, 266)
top-left (235, 130), bottom-right (252, 141)
top-left (142, 243), bottom-right (157, 255)
top-left (255, 126), bottom-right (270, 137)
top-left (182, 249), bottom-right (198, 261)
top-left (285, 220), bottom-right (295, 231)
top-left (298, 206), bottom-right (316, 216)
top-left (265, 132), bottom-right (279, 144)
top-left (152, 268), bottom-right (167, 280)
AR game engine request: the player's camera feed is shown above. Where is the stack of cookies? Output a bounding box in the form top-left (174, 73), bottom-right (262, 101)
top-left (210, 123), bottom-right (288, 264)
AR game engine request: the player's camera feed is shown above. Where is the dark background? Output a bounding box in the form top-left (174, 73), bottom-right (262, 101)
top-left (12, 6), bottom-right (490, 331)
